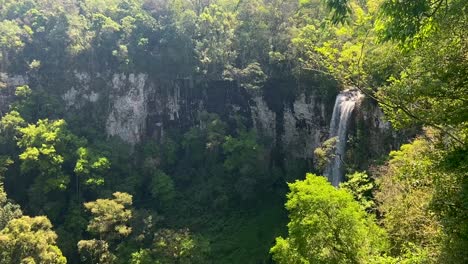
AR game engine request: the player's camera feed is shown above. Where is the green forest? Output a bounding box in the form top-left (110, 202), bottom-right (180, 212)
top-left (0, 0), bottom-right (466, 263)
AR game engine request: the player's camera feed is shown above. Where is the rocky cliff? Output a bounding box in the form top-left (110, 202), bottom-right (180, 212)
top-left (0, 73), bottom-right (28, 116)
top-left (59, 72), bottom-right (334, 158)
top-left (1, 71), bottom-right (399, 167)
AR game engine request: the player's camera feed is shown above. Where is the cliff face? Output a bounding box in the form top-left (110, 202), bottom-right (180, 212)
top-left (0, 73), bottom-right (28, 116)
top-left (57, 72), bottom-right (331, 158)
top-left (2, 70), bottom-right (398, 164)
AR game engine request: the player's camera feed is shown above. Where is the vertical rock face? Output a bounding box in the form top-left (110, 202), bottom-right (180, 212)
top-left (55, 71), bottom-right (398, 165)
top-left (94, 74), bottom-right (331, 159)
top-left (0, 73), bottom-right (28, 88)
top-left (282, 93), bottom-right (328, 158)
top-left (0, 69), bottom-right (398, 168)
top-left (0, 72), bottom-right (28, 115)
top-left (63, 72), bottom-right (100, 108)
top-left (0, 69), bottom-right (404, 173)
top-left (350, 98), bottom-right (405, 165)
top-left (250, 92), bottom-right (276, 142)
top-left (145, 79), bottom-right (193, 141)
top-left (106, 73), bottom-right (149, 144)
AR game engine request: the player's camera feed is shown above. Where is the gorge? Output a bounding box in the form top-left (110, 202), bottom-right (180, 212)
top-left (0, 71), bottom-right (393, 169)
top-left (1, 0), bottom-right (464, 263)
top-left (0, 68), bottom-right (400, 263)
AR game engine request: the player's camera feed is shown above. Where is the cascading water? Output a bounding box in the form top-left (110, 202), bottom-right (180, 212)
top-left (325, 89), bottom-right (363, 186)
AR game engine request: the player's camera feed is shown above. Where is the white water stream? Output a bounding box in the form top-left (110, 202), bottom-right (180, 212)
top-left (325, 89), bottom-right (363, 186)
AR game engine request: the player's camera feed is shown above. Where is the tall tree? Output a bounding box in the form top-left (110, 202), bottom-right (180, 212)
top-left (0, 216), bottom-right (67, 264)
top-left (375, 137), bottom-right (441, 260)
top-left (195, 4), bottom-right (238, 78)
top-left (270, 174), bottom-right (388, 263)
top-left (83, 192), bottom-right (133, 242)
top-left (78, 192), bottom-right (133, 263)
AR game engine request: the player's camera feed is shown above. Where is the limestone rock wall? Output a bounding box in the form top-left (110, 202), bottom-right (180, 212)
top-left (1, 70), bottom-right (397, 164)
top-left (281, 93), bottom-right (328, 158)
top-left (60, 72), bottom-right (332, 158)
top-left (0, 72), bottom-right (28, 115)
top-left (106, 73), bottom-right (148, 144)
top-left (345, 98), bottom-right (409, 170)
top-left (249, 92), bottom-right (276, 142)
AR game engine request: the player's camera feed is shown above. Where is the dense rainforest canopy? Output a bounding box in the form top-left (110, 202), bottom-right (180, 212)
top-left (0, 0), bottom-right (466, 263)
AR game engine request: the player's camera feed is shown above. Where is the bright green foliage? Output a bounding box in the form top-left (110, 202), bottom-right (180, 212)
top-left (378, 0), bottom-right (432, 41)
top-left (77, 239), bottom-right (116, 264)
top-left (376, 25), bottom-right (467, 136)
top-left (16, 118), bottom-right (82, 218)
top-left (18, 119), bottom-right (76, 192)
top-left (375, 0), bottom-right (467, 139)
top-left (130, 249), bottom-right (152, 264)
top-left (374, 131), bottom-right (468, 263)
top-left (291, 0), bottom-right (378, 88)
top-left (12, 116), bottom-right (110, 219)
top-left (0, 216), bottom-right (67, 264)
top-left (0, 111), bottom-right (25, 139)
top-left (0, 111), bottom-right (25, 129)
top-left (0, 19), bottom-right (27, 67)
top-left (340, 171), bottom-right (375, 211)
top-left (14, 85), bottom-right (31, 98)
top-left (370, 243), bottom-right (432, 264)
top-left (375, 138), bottom-right (441, 257)
top-left (271, 174), bottom-right (388, 263)
top-left (74, 147), bottom-right (110, 188)
top-left (376, 0), bottom-right (466, 144)
top-left (83, 192), bottom-right (133, 241)
top-left (313, 137), bottom-right (338, 172)
top-left (195, 4), bottom-right (238, 78)
top-left (377, 0), bottom-right (465, 43)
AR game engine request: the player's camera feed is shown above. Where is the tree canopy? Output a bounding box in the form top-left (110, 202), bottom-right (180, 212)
top-left (271, 174), bottom-right (388, 263)
top-left (0, 216), bottom-right (66, 264)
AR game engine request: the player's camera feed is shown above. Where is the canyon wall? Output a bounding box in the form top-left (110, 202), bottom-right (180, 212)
top-left (1, 71), bottom-right (399, 167)
top-left (61, 72), bottom-right (333, 159)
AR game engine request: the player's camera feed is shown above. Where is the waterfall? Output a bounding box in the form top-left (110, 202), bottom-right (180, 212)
top-left (325, 89), bottom-right (363, 186)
